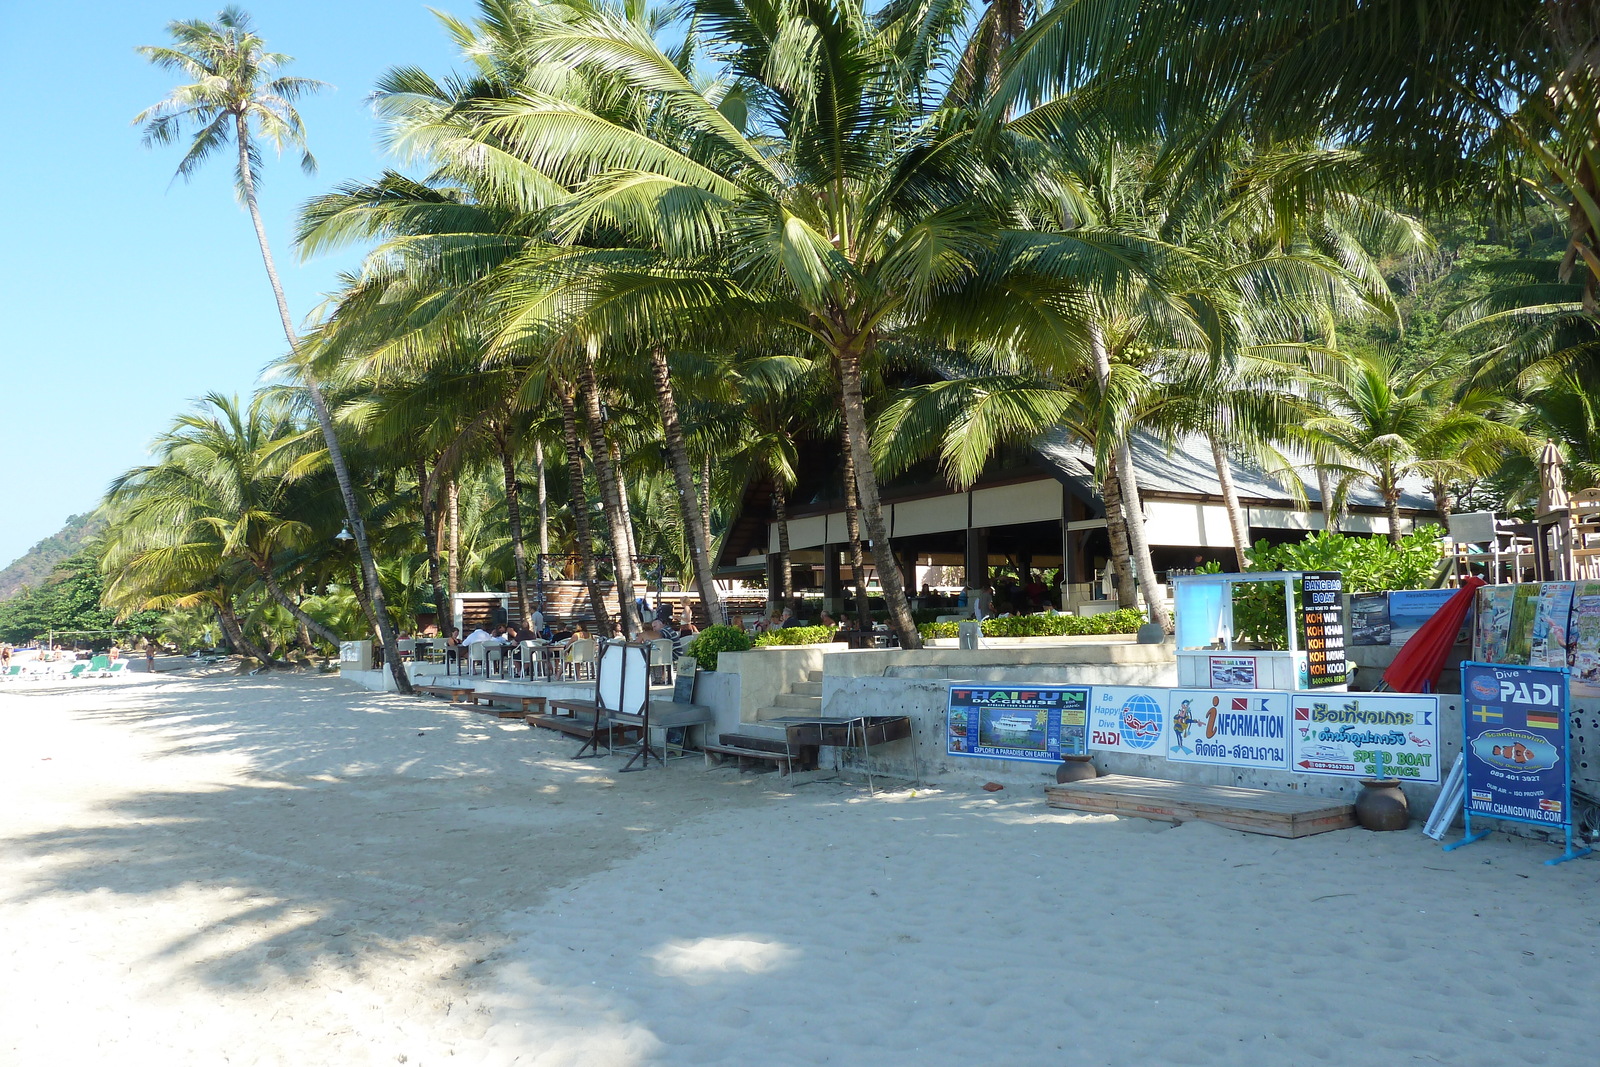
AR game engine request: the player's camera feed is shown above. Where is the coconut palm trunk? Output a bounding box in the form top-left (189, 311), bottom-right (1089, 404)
top-left (535, 440), bottom-right (550, 557)
top-left (1208, 432), bottom-right (1252, 570)
top-left (559, 384), bottom-right (613, 631)
top-left (838, 347), bottom-right (920, 648)
top-left (447, 478), bottom-right (460, 608)
top-left (1098, 461), bottom-right (1140, 607)
top-left (1090, 325), bottom-right (1171, 631)
top-left (647, 347), bottom-right (725, 626)
top-left (418, 460), bottom-right (448, 627)
top-left (232, 121), bottom-right (410, 693)
top-left (840, 436), bottom-right (874, 631)
top-left (579, 344), bottom-right (642, 637)
top-left (496, 428), bottom-right (535, 628)
top-left (1382, 464), bottom-right (1404, 543)
top-left (1317, 466), bottom-right (1341, 533)
top-left (257, 563), bottom-right (340, 645)
top-left (217, 597), bottom-right (274, 666)
top-left (774, 480), bottom-right (794, 607)
top-left (607, 437), bottom-right (640, 562)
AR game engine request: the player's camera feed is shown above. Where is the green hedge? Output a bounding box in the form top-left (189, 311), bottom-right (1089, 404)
top-left (918, 608), bottom-right (1145, 641)
top-left (753, 625), bottom-right (837, 647)
top-left (684, 624), bottom-right (753, 671)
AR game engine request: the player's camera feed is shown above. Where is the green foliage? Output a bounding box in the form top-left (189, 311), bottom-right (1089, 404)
top-left (918, 609), bottom-right (1145, 641)
top-left (684, 624), bottom-right (753, 671)
top-left (1218, 527), bottom-right (1448, 648)
top-left (0, 551), bottom-right (161, 645)
top-left (753, 625), bottom-right (837, 647)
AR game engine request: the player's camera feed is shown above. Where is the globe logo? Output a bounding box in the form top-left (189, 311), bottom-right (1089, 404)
top-left (1118, 694), bottom-right (1164, 750)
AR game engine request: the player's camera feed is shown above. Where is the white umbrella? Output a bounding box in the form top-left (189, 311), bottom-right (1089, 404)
top-left (1537, 439), bottom-right (1569, 514)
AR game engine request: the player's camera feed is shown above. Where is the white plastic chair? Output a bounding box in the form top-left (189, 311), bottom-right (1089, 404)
top-left (564, 638), bottom-right (597, 681)
top-left (468, 643), bottom-right (490, 676)
top-left (649, 639), bottom-right (676, 685)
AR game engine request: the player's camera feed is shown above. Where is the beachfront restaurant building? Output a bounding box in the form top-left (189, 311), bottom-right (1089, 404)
top-left (717, 429), bottom-right (1441, 612)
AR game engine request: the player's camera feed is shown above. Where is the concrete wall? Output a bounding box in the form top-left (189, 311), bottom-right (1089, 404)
top-left (713, 645), bottom-right (846, 722)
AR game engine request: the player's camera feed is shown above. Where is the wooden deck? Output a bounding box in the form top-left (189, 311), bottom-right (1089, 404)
top-left (1044, 775), bottom-right (1356, 838)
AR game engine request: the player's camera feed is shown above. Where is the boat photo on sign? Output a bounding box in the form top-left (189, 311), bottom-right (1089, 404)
top-left (1165, 689), bottom-right (1291, 770)
top-left (1087, 686), bottom-right (1170, 755)
top-left (946, 684), bottom-right (1090, 763)
top-left (1290, 693), bottom-right (1440, 781)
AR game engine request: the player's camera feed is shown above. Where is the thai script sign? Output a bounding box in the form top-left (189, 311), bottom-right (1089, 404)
top-left (1087, 686), bottom-right (1169, 754)
top-left (1460, 662), bottom-right (1571, 827)
top-left (1290, 693), bottom-right (1440, 781)
top-left (1301, 571), bottom-right (1347, 688)
top-left (946, 684), bottom-right (1089, 763)
top-left (1165, 689), bottom-right (1291, 770)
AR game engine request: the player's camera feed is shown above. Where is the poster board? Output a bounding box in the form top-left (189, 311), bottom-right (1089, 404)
top-left (1570, 582), bottom-right (1600, 697)
top-left (1207, 655), bottom-right (1257, 688)
top-left (1460, 662), bottom-right (1571, 828)
top-left (1290, 692), bottom-right (1441, 781)
top-left (1164, 689), bottom-right (1291, 769)
top-left (1530, 582), bottom-right (1575, 669)
top-left (1350, 593), bottom-right (1391, 646)
top-left (1389, 589), bottom-right (1468, 646)
top-left (1087, 686), bottom-right (1170, 754)
top-left (1301, 571), bottom-right (1347, 687)
top-left (946, 684), bottom-right (1089, 763)
top-left (1475, 585), bottom-right (1514, 663)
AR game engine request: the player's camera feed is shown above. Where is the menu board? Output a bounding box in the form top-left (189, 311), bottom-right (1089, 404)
top-left (1301, 571), bottom-right (1347, 688)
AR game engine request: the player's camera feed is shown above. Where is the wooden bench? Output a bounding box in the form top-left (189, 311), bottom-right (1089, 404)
top-left (525, 712), bottom-right (641, 744)
top-left (1044, 775), bottom-right (1357, 838)
top-left (703, 743), bottom-right (799, 775)
top-left (475, 692), bottom-right (547, 718)
top-left (415, 684), bottom-right (478, 705)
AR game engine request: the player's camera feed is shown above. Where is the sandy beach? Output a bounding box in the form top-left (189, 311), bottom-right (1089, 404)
top-left (2, 670), bottom-right (1597, 1066)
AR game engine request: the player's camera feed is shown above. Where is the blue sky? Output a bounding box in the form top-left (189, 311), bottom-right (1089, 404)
top-left (0, 1), bottom-right (461, 569)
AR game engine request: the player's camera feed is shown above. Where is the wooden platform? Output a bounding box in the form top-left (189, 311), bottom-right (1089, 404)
top-left (415, 684), bottom-right (477, 705)
top-left (1044, 775), bottom-right (1356, 838)
top-left (475, 692), bottom-right (547, 717)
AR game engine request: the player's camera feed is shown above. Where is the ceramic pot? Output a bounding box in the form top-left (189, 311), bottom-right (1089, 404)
top-left (1355, 779), bottom-right (1409, 831)
top-left (1056, 755), bottom-right (1098, 784)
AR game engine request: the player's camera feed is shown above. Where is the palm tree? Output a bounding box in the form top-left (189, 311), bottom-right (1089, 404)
top-left (135, 7), bottom-right (411, 691)
top-left (102, 393), bottom-right (344, 651)
top-left (1305, 351), bottom-right (1527, 541)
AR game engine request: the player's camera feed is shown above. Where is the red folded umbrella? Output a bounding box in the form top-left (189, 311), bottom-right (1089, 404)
top-left (1382, 576), bottom-right (1486, 693)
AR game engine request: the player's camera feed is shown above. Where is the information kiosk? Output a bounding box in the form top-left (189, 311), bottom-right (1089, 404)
top-left (1170, 571), bottom-right (1347, 692)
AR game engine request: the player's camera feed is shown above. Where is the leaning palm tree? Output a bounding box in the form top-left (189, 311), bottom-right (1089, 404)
top-left (134, 7), bottom-right (411, 691)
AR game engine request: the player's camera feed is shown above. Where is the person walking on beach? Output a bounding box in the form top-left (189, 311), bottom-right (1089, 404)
top-left (145, 639), bottom-right (157, 674)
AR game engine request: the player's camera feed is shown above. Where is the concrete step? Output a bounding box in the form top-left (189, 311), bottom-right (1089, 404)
top-left (806, 669), bottom-right (824, 683)
top-left (753, 706), bottom-right (804, 723)
top-left (774, 692), bottom-right (822, 710)
top-left (790, 680), bottom-right (822, 697)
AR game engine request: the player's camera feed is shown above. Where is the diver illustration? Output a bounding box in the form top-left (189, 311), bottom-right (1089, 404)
top-left (1171, 699), bottom-right (1199, 754)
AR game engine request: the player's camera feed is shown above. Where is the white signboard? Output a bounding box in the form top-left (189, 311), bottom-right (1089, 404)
top-left (1165, 690), bottom-right (1291, 770)
top-left (1087, 686), bottom-right (1169, 754)
top-left (1290, 692), bottom-right (1441, 782)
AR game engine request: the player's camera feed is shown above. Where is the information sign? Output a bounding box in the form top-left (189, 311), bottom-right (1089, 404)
top-left (1165, 689), bottom-right (1291, 770)
top-left (1301, 571), bottom-right (1347, 687)
top-left (1450, 662), bottom-right (1591, 864)
top-left (946, 684), bottom-right (1089, 763)
top-left (1087, 686), bottom-right (1170, 754)
top-left (1289, 692), bottom-right (1440, 781)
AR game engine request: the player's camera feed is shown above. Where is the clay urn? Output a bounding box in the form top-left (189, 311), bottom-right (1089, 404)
top-left (1354, 778), bottom-right (1409, 831)
top-left (1056, 754), bottom-right (1099, 784)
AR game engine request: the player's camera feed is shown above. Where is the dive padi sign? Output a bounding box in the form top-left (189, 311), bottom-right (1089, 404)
top-left (1498, 677), bottom-right (1562, 706)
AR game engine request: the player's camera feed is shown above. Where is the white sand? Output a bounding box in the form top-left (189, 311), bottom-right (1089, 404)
top-left (2, 671), bottom-right (1596, 1066)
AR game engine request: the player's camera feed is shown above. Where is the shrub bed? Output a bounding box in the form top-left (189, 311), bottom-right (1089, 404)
top-left (753, 625), bottom-right (837, 647)
top-left (683, 624), bottom-right (753, 671)
top-left (918, 608), bottom-right (1145, 641)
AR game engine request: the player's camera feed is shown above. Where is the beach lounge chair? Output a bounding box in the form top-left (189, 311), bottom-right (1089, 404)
top-left (106, 661), bottom-right (128, 677)
top-left (66, 663), bottom-right (88, 680)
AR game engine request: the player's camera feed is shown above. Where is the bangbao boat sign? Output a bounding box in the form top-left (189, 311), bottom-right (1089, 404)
top-left (1290, 693), bottom-right (1440, 781)
top-left (946, 684), bottom-right (1090, 763)
top-left (1460, 662), bottom-right (1572, 827)
top-left (1164, 689), bottom-right (1291, 770)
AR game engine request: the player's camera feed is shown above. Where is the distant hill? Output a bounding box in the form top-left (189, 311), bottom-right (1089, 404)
top-left (0, 514), bottom-right (104, 600)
